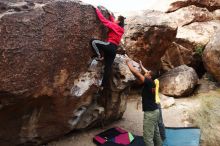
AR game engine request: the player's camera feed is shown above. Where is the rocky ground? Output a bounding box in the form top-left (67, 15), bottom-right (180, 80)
top-left (48, 94), bottom-right (201, 146)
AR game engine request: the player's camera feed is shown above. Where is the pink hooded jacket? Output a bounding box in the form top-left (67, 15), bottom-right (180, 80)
top-left (96, 8), bottom-right (124, 46)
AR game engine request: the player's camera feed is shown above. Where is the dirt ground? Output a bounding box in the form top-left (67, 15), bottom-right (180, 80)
top-left (48, 96), bottom-right (199, 146)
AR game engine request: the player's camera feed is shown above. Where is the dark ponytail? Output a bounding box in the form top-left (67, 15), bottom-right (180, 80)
top-left (118, 15), bottom-right (125, 28)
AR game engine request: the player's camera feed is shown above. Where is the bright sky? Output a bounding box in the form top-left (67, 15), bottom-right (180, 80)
top-left (81, 0), bottom-right (175, 14)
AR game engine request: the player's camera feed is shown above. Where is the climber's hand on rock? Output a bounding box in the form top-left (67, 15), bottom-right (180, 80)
top-left (97, 5), bottom-right (107, 11)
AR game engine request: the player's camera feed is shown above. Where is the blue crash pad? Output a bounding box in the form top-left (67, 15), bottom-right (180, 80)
top-left (163, 127), bottom-right (201, 146)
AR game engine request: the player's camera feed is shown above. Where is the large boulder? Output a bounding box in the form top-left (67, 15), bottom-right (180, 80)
top-left (0, 1), bottom-right (135, 145)
top-left (203, 29), bottom-right (220, 82)
top-left (168, 5), bottom-right (215, 26)
top-left (71, 54), bottom-right (138, 127)
top-left (161, 40), bottom-right (195, 71)
top-left (176, 21), bottom-right (220, 45)
top-left (162, 20), bottom-right (220, 75)
top-left (124, 11), bottom-right (177, 72)
top-left (168, 0), bottom-right (220, 12)
top-left (160, 3), bottom-right (220, 74)
top-left (124, 4), bottom-right (219, 74)
top-left (159, 65), bottom-right (199, 97)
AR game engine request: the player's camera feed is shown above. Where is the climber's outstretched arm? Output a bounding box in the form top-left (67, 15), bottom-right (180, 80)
top-left (139, 60), bottom-right (148, 73)
top-left (126, 59), bottom-right (145, 83)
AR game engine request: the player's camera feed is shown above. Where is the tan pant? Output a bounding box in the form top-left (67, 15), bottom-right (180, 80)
top-left (143, 109), bottom-right (162, 146)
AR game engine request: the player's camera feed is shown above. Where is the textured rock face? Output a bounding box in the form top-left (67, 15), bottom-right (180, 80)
top-left (159, 65), bottom-right (198, 97)
top-left (124, 12), bottom-right (177, 72)
top-left (161, 40), bottom-right (195, 71)
top-left (168, 0), bottom-right (220, 12)
top-left (124, 4), bottom-right (220, 74)
top-left (195, 75), bottom-right (220, 94)
top-left (0, 0), bottom-right (104, 98)
top-left (168, 5), bottom-right (215, 26)
top-left (203, 29), bottom-right (220, 82)
top-left (159, 3), bottom-right (220, 75)
top-left (176, 21), bottom-right (220, 45)
top-left (162, 20), bottom-right (220, 75)
top-left (92, 55), bottom-right (139, 122)
top-left (0, 1), bottom-right (135, 145)
top-left (159, 93), bottom-right (175, 108)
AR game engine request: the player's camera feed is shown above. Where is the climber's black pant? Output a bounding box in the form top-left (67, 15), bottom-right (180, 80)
top-left (91, 39), bottom-right (117, 88)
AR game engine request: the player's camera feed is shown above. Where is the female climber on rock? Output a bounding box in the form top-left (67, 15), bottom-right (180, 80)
top-left (91, 6), bottom-right (125, 90)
